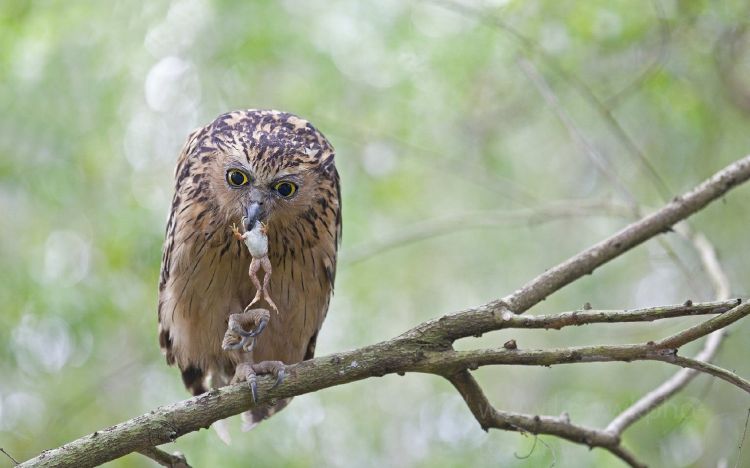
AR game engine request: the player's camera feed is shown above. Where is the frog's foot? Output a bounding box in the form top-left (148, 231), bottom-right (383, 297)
top-left (246, 289), bottom-right (262, 310)
top-left (221, 308), bottom-right (270, 352)
top-left (231, 360), bottom-right (287, 403)
top-left (263, 293), bottom-right (279, 315)
top-left (230, 222), bottom-right (243, 241)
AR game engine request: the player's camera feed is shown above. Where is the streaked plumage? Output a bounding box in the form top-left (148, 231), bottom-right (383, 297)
top-left (157, 109), bottom-right (341, 424)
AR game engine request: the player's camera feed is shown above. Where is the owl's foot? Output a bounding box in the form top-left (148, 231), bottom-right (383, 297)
top-left (232, 360), bottom-right (286, 402)
top-left (221, 308), bottom-right (270, 352)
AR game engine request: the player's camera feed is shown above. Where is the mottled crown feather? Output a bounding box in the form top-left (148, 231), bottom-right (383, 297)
top-left (189, 109), bottom-right (335, 174)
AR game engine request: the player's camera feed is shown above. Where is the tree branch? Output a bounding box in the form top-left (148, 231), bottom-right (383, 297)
top-left (498, 300), bottom-right (740, 330)
top-left (445, 370), bottom-right (646, 468)
top-left (137, 447), bottom-right (190, 468)
top-left (655, 299), bottom-right (746, 349)
top-left (19, 155), bottom-right (750, 468)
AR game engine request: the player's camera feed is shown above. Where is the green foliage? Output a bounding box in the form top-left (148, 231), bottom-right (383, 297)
top-left (1, 0), bottom-right (749, 466)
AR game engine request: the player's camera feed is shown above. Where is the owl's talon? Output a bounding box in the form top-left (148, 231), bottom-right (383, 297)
top-left (232, 360), bottom-right (286, 403)
top-left (221, 332), bottom-right (245, 350)
top-left (246, 315), bottom-right (268, 338)
top-left (222, 309), bottom-right (271, 352)
top-left (273, 367), bottom-right (286, 388)
top-left (248, 373), bottom-right (259, 402)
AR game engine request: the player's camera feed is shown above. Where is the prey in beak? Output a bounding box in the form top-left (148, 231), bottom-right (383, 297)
top-left (243, 201), bottom-right (264, 231)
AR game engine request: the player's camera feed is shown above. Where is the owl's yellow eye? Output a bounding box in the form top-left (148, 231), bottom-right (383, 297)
top-left (226, 169), bottom-right (249, 187)
top-left (273, 181), bottom-right (297, 198)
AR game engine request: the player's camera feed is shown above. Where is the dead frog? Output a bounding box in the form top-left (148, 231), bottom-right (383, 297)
top-left (230, 218), bottom-right (279, 314)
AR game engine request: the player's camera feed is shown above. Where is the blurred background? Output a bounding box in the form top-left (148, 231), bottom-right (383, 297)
top-left (2, 0), bottom-right (750, 466)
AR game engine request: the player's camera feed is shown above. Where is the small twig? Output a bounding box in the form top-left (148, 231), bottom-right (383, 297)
top-left (736, 408), bottom-right (750, 468)
top-left (428, 0), bottom-right (674, 201)
top-left (690, 231), bottom-right (732, 300)
top-left (0, 448), bottom-right (19, 466)
top-left (715, 24), bottom-right (750, 115)
top-left (672, 377), bottom-right (716, 430)
top-left (535, 437), bottom-right (557, 468)
top-left (659, 356), bottom-right (750, 394)
top-left (513, 434), bottom-right (538, 460)
top-left (137, 447), bottom-right (190, 468)
top-left (603, 0), bottom-right (670, 109)
top-left (501, 300), bottom-right (741, 331)
top-left (342, 200), bottom-right (631, 265)
top-left (655, 300), bottom-right (747, 349)
top-left (517, 57), bottom-right (638, 209)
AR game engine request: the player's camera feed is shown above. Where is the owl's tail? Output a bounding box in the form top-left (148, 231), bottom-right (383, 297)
top-left (241, 398), bottom-right (292, 431)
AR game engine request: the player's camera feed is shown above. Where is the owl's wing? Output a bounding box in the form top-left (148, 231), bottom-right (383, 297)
top-left (305, 163), bottom-right (342, 361)
top-left (157, 127), bottom-right (205, 376)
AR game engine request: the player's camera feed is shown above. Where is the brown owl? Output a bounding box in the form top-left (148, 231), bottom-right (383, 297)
top-left (157, 109), bottom-right (341, 426)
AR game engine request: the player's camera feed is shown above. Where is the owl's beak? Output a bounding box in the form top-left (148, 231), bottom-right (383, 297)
top-left (244, 202), bottom-right (262, 230)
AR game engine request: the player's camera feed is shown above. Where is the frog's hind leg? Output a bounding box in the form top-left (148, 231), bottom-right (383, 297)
top-left (260, 257), bottom-right (278, 314)
top-left (247, 258), bottom-right (263, 308)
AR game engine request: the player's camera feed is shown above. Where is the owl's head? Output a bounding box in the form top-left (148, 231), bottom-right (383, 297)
top-left (182, 109), bottom-right (339, 235)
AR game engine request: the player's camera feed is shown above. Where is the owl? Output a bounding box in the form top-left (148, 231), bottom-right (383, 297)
top-left (157, 109), bottom-right (341, 425)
